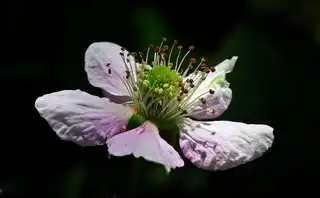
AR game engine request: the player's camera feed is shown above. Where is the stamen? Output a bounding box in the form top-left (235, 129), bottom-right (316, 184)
top-left (145, 45), bottom-right (153, 65)
top-left (168, 40), bottom-right (177, 65)
top-left (175, 45), bottom-right (183, 71)
top-left (177, 45), bottom-right (195, 73)
top-left (193, 58), bottom-right (207, 72)
top-left (182, 58), bottom-right (196, 77)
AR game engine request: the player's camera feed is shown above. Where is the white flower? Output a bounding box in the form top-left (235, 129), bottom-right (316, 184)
top-left (35, 39), bottom-right (274, 171)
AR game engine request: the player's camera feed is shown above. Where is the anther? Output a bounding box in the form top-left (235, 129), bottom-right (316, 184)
top-left (126, 58), bottom-right (130, 62)
top-left (177, 96), bottom-right (182, 102)
top-left (121, 47), bottom-right (125, 51)
top-left (182, 110), bottom-right (188, 115)
top-left (201, 57), bottom-right (207, 62)
top-left (200, 64), bottom-right (206, 70)
top-left (131, 52), bottom-right (137, 57)
top-left (209, 89), bottom-right (215, 94)
top-left (177, 45), bottom-right (183, 49)
top-left (125, 71), bottom-right (130, 79)
top-left (190, 83), bottom-right (195, 88)
top-left (163, 45), bottom-right (169, 51)
top-left (188, 79), bottom-right (194, 84)
top-left (201, 75), bottom-right (207, 81)
top-left (162, 37), bottom-right (167, 42)
top-left (190, 58), bottom-right (196, 63)
top-left (199, 98), bottom-right (206, 104)
top-left (106, 63), bottom-right (111, 67)
top-left (155, 46), bottom-right (160, 53)
top-left (211, 109), bottom-right (216, 114)
top-left (189, 45), bottom-right (195, 50)
top-left (183, 89), bottom-right (189, 94)
top-left (205, 68), bottom-right (210, 73)
top-left (210, 67), bottom-right (216, 72)
top-left (108, 68), bottom-right (112, 74)
top-left (119, 52), bottom-right (124, 56)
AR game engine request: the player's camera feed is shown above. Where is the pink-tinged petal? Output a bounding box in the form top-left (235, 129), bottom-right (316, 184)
top-left (107, 121), bottom-right (184, 169)
top-left (85, 42), bottom-right (138, 100)
top-left (179, 118), bottom-right (274, 171)
top-left (186, 57), bottom-right (237, 120)
top-left (188, 87), bottom-right (232, 120)
top-left (35, 90), bottom-right (134, 146)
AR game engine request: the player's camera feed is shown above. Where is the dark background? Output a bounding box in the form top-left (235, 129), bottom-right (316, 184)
top-left (1, 0), bottom-right (315, 197)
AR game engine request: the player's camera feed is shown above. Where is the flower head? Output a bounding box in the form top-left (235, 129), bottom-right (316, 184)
top-left (35, 38), bottom-right (274, 171)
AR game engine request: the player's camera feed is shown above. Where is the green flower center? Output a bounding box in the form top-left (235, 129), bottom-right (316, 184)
top-left (139, 65), bottom-right (181, 99)
top-left (132, 65), bottom-right (184, 123)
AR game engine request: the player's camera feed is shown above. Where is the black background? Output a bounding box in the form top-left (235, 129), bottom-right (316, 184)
top-left (1, 0), bottom-right (315, 197)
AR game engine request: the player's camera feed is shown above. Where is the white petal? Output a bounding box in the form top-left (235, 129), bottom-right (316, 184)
top-left (188, 87), bottom-right (232, 120)
top-left (179, 118), bottom-right (274, 171)
top-left (107, 121), bottom-right (184, 169)
top-left (35, 90), bottom-right (134, 146)
top-left (186, 56), bottom-right (237, 120)
top-left (85, 42), bottom-right (138, 99)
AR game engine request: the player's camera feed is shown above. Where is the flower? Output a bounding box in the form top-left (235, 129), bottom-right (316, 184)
top-left (35, 39), bottom-right (274, 171)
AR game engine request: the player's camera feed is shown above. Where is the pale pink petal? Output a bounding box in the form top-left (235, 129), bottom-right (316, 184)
top-left (35, 90), bottom-right (134, 146)
top-left (85, 42), bottom-right (138, 100)
top-left (186, 56), bottom-right (237, 120)
top-left (188, 87), bottom-right (232, 120)
top-left (179, 118), bottom-right (274, 171)
top-left (107, 121), bottom-right (184, 169)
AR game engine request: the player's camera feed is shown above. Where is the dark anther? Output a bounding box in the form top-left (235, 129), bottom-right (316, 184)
top-left (163, 45), bottom-right (169, 51)
top-left (190, 58), bottom-right (196, 63)
top-left (205, 68), bottom-right (210, 73)
top-left (183, 89), bottom-right (189, 94)
top-left (155, 46), bottom-right (160, 53)
top-left (131, 52), bottom-right (137, 57)
top-left (209, 89), bottom-right (215, 94)
top-left (108, 68), bottom-right (112, 74)
top-left (121, 47), bottom-right (125, 51)
top-left (177, 96), bottom-right (182, 102)
top-left (189, 79), bottom-right (194, 84)
top-left (189, 45), bottom-right (195, 50)
top-left (182, 110), bottom-right (187, 115)
top-left (119, 52), bottom-right (124, 56)
top-left (211, 109), bottom-right (216, 114)
top-left (106, 63), bottom-right (111, 67)
top-left (200, 98), bottom-right (206, 104)
top-left (210, 67), bottom-right (216, 72)
top-left (190, 83), bottom-right (195, 88)
top-left (125, 71), bottom-right (130, 79)
top-left (186, 79), bottom-right (190, 83)
top-left (126, 58), bottom-right (130, 62)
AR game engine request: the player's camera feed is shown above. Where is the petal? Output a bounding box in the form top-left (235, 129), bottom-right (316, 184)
top-left (107, 121), bottom-right (184, 169)
top-left (186, 56), bottom-right (237, 120)
top-left (179, 118), bottom-right (274, 171)
top-left (35, 90), bottom-right (134, 146)
top-left (188, 87), bottom-right (232, 120)
top-left (85, 42), bottom-right (138, 100)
